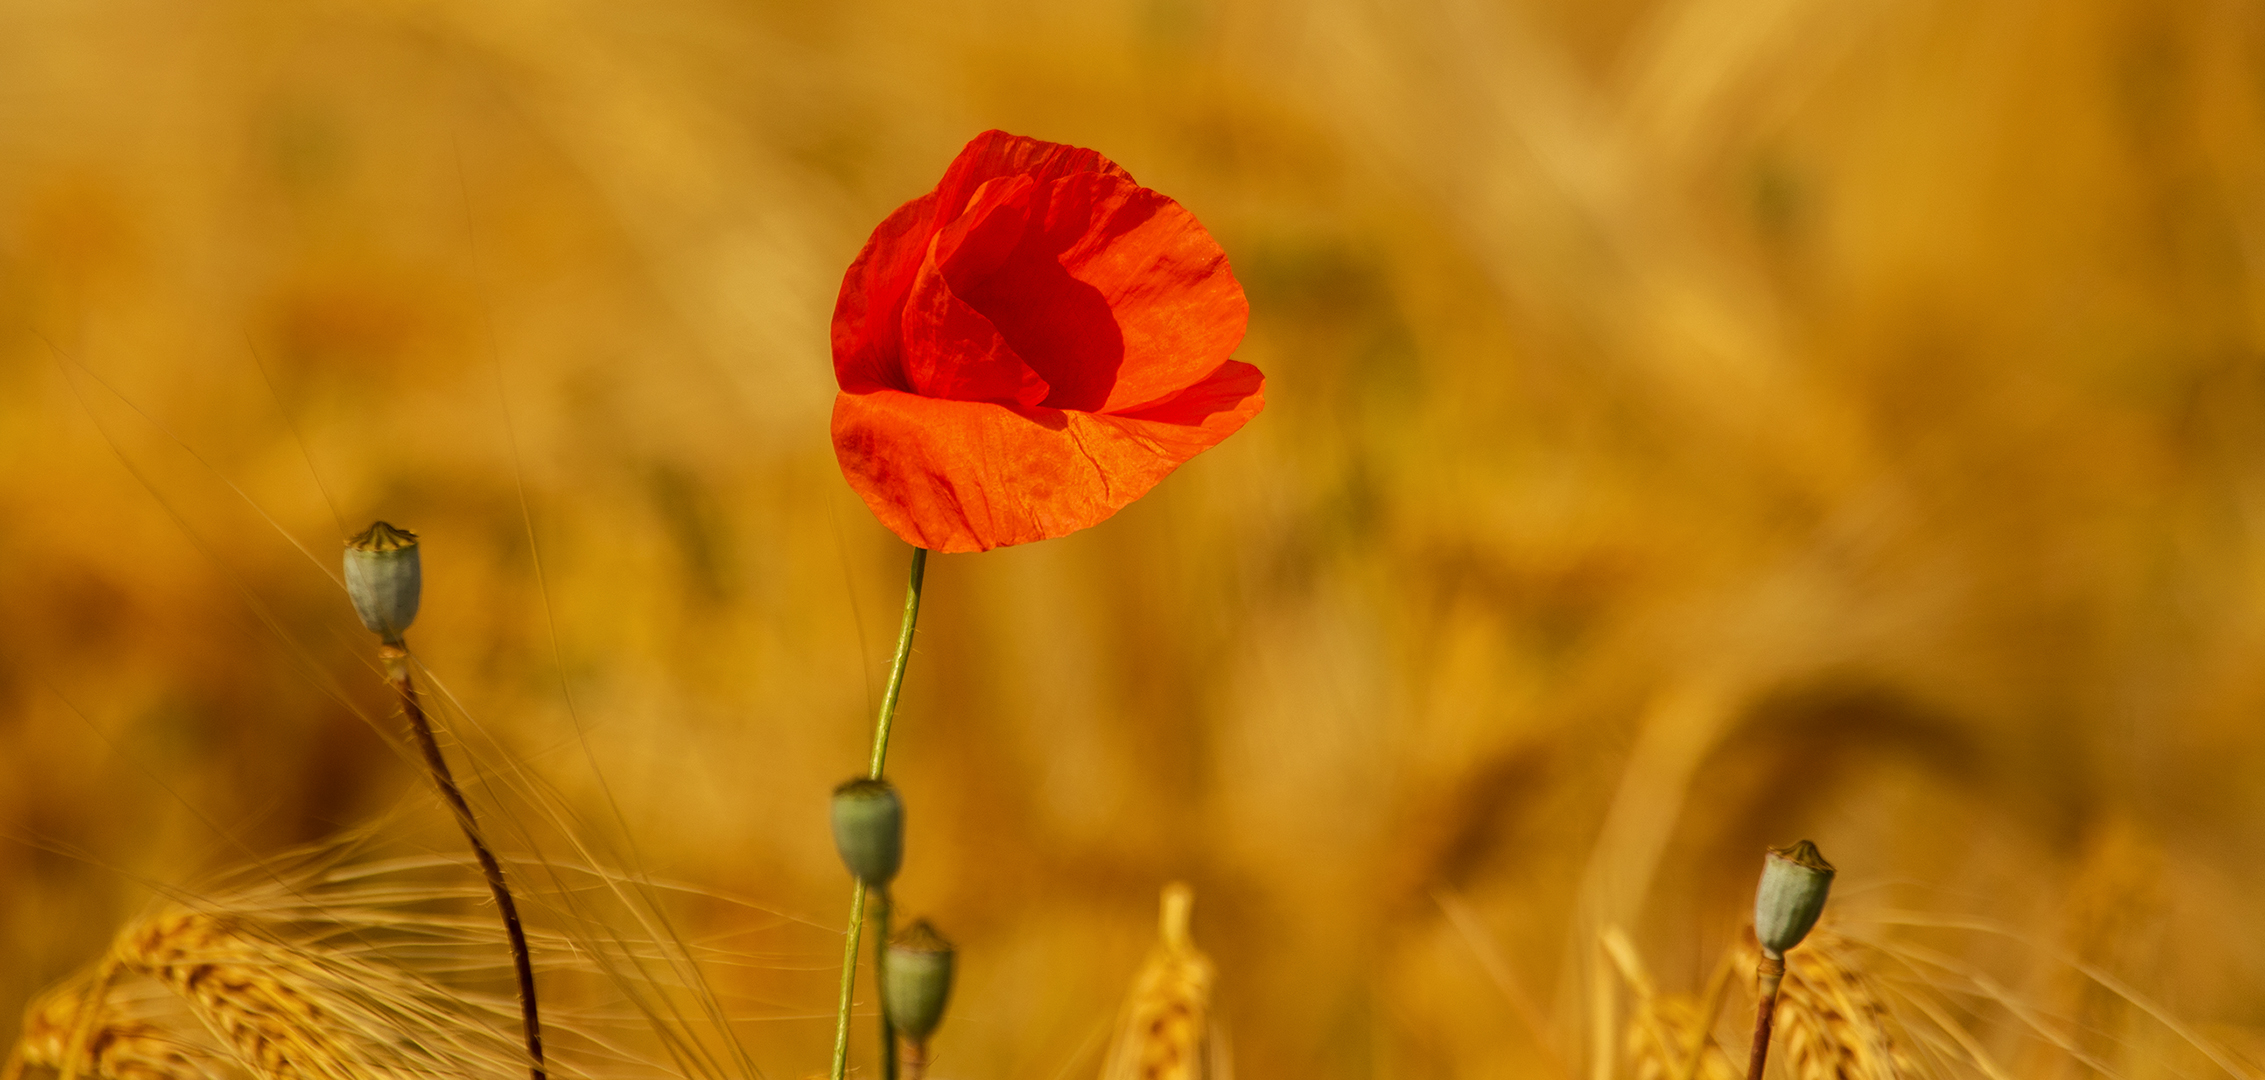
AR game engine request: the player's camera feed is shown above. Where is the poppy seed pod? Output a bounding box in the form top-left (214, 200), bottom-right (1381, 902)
top-left (830, 778), bottom-right (904, 887)
top-left (344, 521), bottom-right (421, 643)
top-left (1754, 839), bottom-right (1835, 957)
top-left (883, 920), bottom-right (955, 1044)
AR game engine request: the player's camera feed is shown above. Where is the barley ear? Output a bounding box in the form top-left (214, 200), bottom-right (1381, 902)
top-left (1769, 937), bottom-right (1912, 1080)
top-left (116, 910), bottom-right (358, 1080)
top-left (55, 960), bottom-right (121, 1080)
top-left (12, 965), bottom-right (222, 1080)
top-left (1101, 882), bottom-right (1221, 1080)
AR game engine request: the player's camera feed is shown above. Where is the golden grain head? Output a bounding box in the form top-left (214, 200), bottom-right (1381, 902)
top-left (1623, 992), bottom-right (1737, 1080)
top-left (28, 846), bottom-right (763, 1080)
top-left (112, 911), bottom-right (357, 1080)
top-left (7, 972), bottom-right (222, 1080)
top-left (1100, 883), bottom-right (1224, 1080)
top-left (10, 0), bottom-right (2265, 1075)
top-left (1604, 927), bottom-right (1735, 1080)
top-left (1735, 932), bottom-right (1913, 1080)
top-left (100, 897), bottom-right (522, 1080)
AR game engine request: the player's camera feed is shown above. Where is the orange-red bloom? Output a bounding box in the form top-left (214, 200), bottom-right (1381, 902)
top-left (831, 130), bottom-right (1265, 553)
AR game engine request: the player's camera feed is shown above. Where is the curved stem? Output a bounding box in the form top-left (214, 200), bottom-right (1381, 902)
top-left (831, 547), bottom-right (929, 1080)
top-left (868, 548), bottom-right (928, 778)
top-left (385, 644), bottom-right (545, 1080)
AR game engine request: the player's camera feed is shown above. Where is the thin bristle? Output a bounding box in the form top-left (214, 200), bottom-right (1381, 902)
top-left (1604, 928), bottom-right (1735, 1080)
top-left (2047, 822), bottom-right (2160, 1074)
top-left (5, 836), bottom-right (792, 1080)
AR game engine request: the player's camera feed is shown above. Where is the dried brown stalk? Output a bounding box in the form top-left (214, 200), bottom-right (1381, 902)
top-left (379, 644), bottom-right (545, 1080)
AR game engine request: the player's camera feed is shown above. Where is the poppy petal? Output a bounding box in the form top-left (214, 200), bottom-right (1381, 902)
top-left (934, 175), bottom-right (1037, 289)
top-left (832, 362), bottom-right (1263, 553)
top-left (932, 130), bottom-right (1131, 231)
top-left (1110, 358), bottom-right (1266, 432)
top-left (902, 247), bottom-right (1051, 407)
top-left (830, 130), bottom-right (1264, 551)
top-left (900, 175), bottom-right (1050, 405)
top-left (957, 172), bottom-right (1247, 414)
top-left (832, 191), bottom-right (935, 393)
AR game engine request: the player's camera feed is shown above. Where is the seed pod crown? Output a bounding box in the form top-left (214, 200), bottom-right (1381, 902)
top-left (883, 919), bottom-right (955, 1044)
top-left (830, 778), bottom-right (905, 887)
top-left (344, 521), bottom-right (422, 643)
top-left (1754, 839), bottom-right (1835, 957)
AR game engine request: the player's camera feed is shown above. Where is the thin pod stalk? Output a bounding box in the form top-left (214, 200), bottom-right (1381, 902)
top-left (1745, 952), bottom-right (1784, 1080)
top-left (868, 547), bottom-right (929, 777)
top-left (347, 523), bottom-right (545, 1080)
top-left (831, 547), bottom-right (928, 1080)
top-left (874, 889), bottom-right (897, 1080)
top-left (830, 880), bottom-right (868, 1080)
top-left (382, 646), bottom-right (545, 1080)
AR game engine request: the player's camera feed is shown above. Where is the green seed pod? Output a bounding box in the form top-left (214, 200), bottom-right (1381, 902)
top-left (1753, 839), bottom-right (1834, 957)
top-left (883, 919), bottom-right (954, 1044)
top-left (830, 778), bottom-right (904, 887)
top-left (345, 521), bottom-right (421, 643)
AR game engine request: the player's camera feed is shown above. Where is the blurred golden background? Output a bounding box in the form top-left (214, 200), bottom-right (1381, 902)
top-left (7, 0), bottom-right (2265, 1076)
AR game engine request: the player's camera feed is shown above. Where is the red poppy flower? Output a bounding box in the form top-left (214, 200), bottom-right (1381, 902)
top-left (831, 130), bottom-right (1265, 553)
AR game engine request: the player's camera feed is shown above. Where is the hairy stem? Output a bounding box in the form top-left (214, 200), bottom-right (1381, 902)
top-left (867, 548), bottom-right (928, 778)
top-left (832, 548), bottom-right (929, 1080)
top-left (830, 881), bottom-right (869, 1080)
top-left (384, 644), bottom-right (545, 1080)
top-left (876, 889), bottom-right (898, 1080)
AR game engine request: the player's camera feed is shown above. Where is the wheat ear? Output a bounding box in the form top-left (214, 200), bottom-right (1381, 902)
top-left (1602, 927), bottom-right (1735, 1080)
top-left (1100, 883), bottom-right (1225, 1080)
top-left (113, 909), bottom-right (367, 1080)
top-left (1734, 934), bottom-right (1910, 1080)
top-left (9, 971), bottom-right (220, 1080)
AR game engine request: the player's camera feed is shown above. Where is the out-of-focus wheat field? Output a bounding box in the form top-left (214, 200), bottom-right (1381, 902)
top-left (8, 0), bottom-right (2265, 1077)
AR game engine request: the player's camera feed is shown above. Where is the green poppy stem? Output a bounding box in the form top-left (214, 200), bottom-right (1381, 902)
top-left (830, 881), bottom-right (867, 1080)
top-left (875, 888), bottom-right (898, 1080)
top-left (831, 547), bottom-right (928, 1080)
